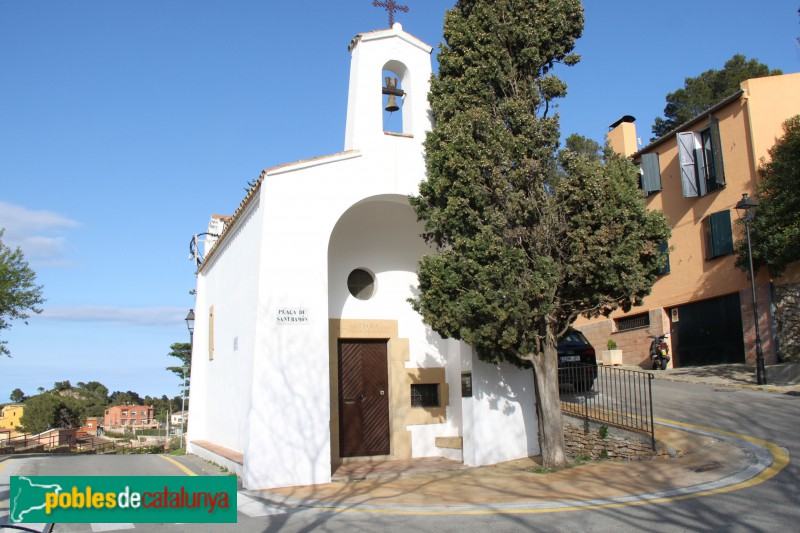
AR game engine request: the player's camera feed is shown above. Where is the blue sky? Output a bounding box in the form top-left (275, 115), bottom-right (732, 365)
top-left (1, 0), bottom-right (798, 403)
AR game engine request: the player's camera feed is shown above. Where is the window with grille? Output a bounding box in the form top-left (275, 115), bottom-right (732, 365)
top-left (461, 373), bottom-right (472, 398)
top-left (615, 312), bottom-right (650, 332)
top-left (411, 384), bottom-right (440, 407)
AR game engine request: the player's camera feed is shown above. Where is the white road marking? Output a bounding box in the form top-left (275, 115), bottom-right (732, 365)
top-left (237, 492), bottom-right (286, 517)
top-left (91, 524), bottom-right (136, 532)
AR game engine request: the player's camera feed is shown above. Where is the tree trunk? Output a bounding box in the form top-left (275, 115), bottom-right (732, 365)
top-left (530, 338), bottom-right (568, 469)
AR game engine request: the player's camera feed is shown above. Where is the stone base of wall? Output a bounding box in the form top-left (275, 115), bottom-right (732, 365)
top-left (774, 282), bottom-right (800, 362)
top-left (564, 421), bottom-right (671, 461)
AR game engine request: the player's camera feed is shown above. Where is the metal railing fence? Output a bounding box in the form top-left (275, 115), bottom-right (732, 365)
top-left (2, 432), bottom-right (137, 454)
top-left (558, 363), bottom-right (655, 450)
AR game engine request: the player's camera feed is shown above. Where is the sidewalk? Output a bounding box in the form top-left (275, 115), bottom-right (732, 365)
top-left (245, 415), bottom-right (784, 514)
top-left (647, 362), bottom-right (800, 393)
top-left (236, 364), bottom-right (793, 514)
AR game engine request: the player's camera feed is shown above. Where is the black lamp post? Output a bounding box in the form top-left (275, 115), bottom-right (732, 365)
top-left (735, 194), bottom-right (767, 385)
top-left (185, 309), bottom-right (195, 342)
top-left (181, 310), bottom-right (195, 449)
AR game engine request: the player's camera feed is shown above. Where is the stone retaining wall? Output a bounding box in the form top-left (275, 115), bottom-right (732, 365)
top-left (564, 421), bottom-right (671, 461)
top-left (774, 282), bottom-right (800, 362)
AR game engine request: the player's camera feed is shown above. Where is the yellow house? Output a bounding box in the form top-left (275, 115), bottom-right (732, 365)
top-left (0, 404), bottom-right (25, 430)
top-left (576, 73), bottom-right (800, 369)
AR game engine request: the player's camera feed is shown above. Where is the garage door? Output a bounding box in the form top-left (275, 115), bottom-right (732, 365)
top-left (668, 293), bottom-right (745, 367)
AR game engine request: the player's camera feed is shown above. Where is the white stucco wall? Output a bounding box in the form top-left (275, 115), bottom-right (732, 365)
top-left (188, 199), bottom-right (262, 456)
top-left (345, 23), bottom-right (432, 152)
top-left (244, 149), bottom-right (430, 489)
top-left (462, 354), bottom-right (540, 467)
top-left (239, 25), bottom-right (435, 489)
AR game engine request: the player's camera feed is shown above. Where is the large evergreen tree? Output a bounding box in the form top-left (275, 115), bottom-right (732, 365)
top-left (411, 0), bottom-right (670, 468)
top-left (651, 54), bottom-right (782, 139)
top-left (737, 115), bottom-right (800, 277)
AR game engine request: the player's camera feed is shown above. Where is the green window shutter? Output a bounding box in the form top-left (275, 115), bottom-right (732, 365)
top-left (705, 210), bottom-right (734, 258)
top-left (657, 240), bottom-right (670, 275)
top-left (641, 153), bottom-right (662, 195)
top-left (703, 215), bottom-right (713, 258)
top-left (677, 132), bottom-right (700, 197)
top-left (712, 210), bottom-right (734, 256)
top-left (709, 114), bottom-right (726, 187)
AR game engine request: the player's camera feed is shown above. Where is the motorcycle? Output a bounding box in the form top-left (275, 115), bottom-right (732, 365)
top-left (648, 332), bottom-right (671, 370)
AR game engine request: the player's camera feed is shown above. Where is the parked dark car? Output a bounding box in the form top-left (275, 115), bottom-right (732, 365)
top-left (557, 329), bottom-right (598, 391)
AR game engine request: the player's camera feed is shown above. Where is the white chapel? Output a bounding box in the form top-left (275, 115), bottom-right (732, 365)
top-left (187, 22), bottom-right (540, 490)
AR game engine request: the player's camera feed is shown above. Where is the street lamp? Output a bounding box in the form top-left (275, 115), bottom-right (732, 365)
top-left (735, 193), bottom-right (767, 385)
top-left (185, 309), bottom-right (195, 342)
top-left (179, 366), bottom-right (188, 450)
top-left (181, 309), bottom-right (194, 450)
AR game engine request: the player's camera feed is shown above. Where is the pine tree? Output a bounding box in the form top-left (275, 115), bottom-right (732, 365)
top-left (411, 0), bottom-right (669, 468)
top-left (652, 54), bottom-right (781, 139)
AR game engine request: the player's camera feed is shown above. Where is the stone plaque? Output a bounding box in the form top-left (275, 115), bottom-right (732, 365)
top-left (340, 320), bottom-right (393, 337)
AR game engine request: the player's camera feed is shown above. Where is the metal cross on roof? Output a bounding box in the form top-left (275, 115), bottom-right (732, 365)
top-left (373, 0), bottom-right (409, 28)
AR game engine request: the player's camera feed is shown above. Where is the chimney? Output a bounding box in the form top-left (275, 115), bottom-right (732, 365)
top-left (607, 115), bottom-right (638, 157)
top-left (204, 215), bottom-right (230, 256)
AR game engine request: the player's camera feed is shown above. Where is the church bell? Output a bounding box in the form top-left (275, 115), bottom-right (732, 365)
top-left (382, 76), bottom-right (403, 113)
top-left (385, 94), bottom-right (400, 113)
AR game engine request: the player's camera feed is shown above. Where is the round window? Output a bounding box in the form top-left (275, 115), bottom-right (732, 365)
top-left (347, 268), bottom-right (375, 300)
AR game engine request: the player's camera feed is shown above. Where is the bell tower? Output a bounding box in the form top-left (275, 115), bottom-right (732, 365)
top-left (343, 23), bottom-right (433, 152)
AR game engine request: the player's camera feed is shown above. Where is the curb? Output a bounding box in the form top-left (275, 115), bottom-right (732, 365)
top-left (244, 419), bottom-right (788, 515)
top-left (652, 374), bottom-right (795, 394)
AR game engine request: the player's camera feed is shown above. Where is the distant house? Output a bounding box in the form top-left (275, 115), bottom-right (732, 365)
top-left (103, 405), bottom-right (156, 430)
top-left (0, 404), bottom-right (25, 431)
top-left (32, 428), bottom-right (77, 448)
top-left (79, 416), bottom-right (101, 436)
top-left (170, 411), bottom-right (188, 427)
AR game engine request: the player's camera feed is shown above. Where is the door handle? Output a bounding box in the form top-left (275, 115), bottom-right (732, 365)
top-left (344, 399), bottom-right (356, 405)
top-left (360, 394), bottom-right (365, 401)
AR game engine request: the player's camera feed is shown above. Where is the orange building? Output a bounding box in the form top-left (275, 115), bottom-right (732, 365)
top-left (103, 404), bottom-right (156, 430)
top-left (576, 73), bottom-right (800, 369)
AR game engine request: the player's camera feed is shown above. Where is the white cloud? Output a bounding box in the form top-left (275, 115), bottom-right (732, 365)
top-left (0, 201), bottom-right (80, 264)
top-left (40, 306), bottom-right (187, 327)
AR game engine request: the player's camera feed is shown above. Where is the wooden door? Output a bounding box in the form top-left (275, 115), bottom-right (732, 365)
top-left (338, 339), bottom-right (390, 457)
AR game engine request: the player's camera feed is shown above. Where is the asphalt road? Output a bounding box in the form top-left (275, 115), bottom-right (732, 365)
top-left (2, 380), bottom-right (797, 532)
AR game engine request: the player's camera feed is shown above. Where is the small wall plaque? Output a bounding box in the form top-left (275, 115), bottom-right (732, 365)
top-left (276, 307), bottom-right (310, 325)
